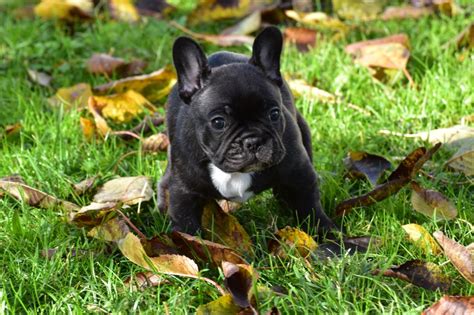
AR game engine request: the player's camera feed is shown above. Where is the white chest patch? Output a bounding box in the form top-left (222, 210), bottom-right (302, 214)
top-left (208, 164), bottom-right (254, 202)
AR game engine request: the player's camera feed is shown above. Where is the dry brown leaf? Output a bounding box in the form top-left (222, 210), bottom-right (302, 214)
top-left (170, 231), bottom-right (247, 266)
top-left (268, 226), bottom-right (317, 258)
top-left (335, 144), bottom-right (441, 217)
top-left (124, 272), bottom-right (168, 292)
top-left (86, 53), bottom-right (147, 77)
top-left (402, 224), bottom-right (442, 255)
top-left (433, 231), bottom-right (474, 284)
top-left (375, 259), bottom-right (451, 291)
top-left (221, 10), bottom-right (261, 36)
top-left (73, 176), bottom-right (98, 196)
top-left (381, 5), bottom-right (433, 20)
top-left (49, 83), bottom-right (93, 110)
top-left (27, 69), bottom-right (52, 88)
top-left (446, 144), bottom-right (474, 176)
top-left (411, 182), bottom-right (457, 220)
top-left (108, 0), bottom-right (140, 22)
top-left (284, 27), bottom-right (317, 52)
top-left (92, 90), bottom-right (155, 123)
top-left (0, 179), bottom-right (80, 212)
top-left (88, 97), bottom-right (111, 137)
top-left (142, 133), bottom-right (169, 153)
top-left (343, 151), bottom-right (392, 185)
top-left (34, 0), bottom-right (93, 22)
top-left (379, 125), bottom-right (474, 148)
top-left (71, 201), bottom-right (119, 227)
top-left (423, 295), bottom-right (474, 315)
top-left (201, 201), bottom-right (253, 256)
top-left (218, 200), bottom-right (242, 213)
top-left (222, 261), bottom-right (256, 308)
top-left (284, 10), bottom-right (349, 34)
top-left (118, 232), bottom-right (199, 276)
top-left (93, 66), bottom-right (176, 103)
top-left (88, 216), bottom-right (130, 242)
top-left (4, 123), bottom-right (22, 138)
top-left (93, 176), bottom-right (153, 206)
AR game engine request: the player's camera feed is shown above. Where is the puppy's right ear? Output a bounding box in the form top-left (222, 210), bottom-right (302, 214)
top-left (173, 37), bottom-right (210, 104)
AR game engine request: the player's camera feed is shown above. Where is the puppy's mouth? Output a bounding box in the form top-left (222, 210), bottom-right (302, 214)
top-left (217, 137), bottom-right (286, 173)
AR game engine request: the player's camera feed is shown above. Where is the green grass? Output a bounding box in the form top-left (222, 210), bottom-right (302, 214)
top-left (1, 2), bottom-right (473, 314)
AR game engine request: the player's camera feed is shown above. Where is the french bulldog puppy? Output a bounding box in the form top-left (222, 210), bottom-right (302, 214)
top-left (158, 26), bottom-right (336, 235)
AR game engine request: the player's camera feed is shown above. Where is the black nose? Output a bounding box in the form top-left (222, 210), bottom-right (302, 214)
top-left (243, 137), bottom-right (261, 151)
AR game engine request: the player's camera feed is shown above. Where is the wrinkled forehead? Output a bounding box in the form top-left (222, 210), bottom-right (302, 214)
top-left (198, 64), bottom-right (281, 112)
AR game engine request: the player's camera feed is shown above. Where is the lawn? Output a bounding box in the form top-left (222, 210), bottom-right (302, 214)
top-left (0, 1), bottom-right (473, 314)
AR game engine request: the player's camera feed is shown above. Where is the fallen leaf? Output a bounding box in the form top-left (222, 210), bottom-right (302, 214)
top-left (88, 216), bottom-right (130, 242)
top-left (269, 226), bottom-right (317, 258)
top-left (446, 143), bottom-right (474, 176)
top-left (378, 125), bottom-right (474, 148)
top-left (221, 10), bottom-right (261, 36)
top-left (170, 231), bottom-right (247, 266)
top-left (48, 83), bottom-right (93, 110)
top-left (71, 201), bottom-right (119, 227)
top-left (108, 0), bottom-right (140, 22)
top-left (284, 10), bottom-right (349, 34)
top-left (222, 261), bottom-right (255, 308)
top-left (375, 259), bottom-right (451, 291)
top-left (335, 144), bottom-right (441, 217)
top-left (410, 182), bottom-right (457, 220)
top-left (93, 176), bottom-right (153, 206)
top-left (343, 151), bottom-right (392, 185)
top-left (196, 294), bottom-right (242, 315)
top-left (4, 123), bottom-right (22, 138)
top-left (402, 224), bottom-right (442, 255)
top-left (381, 6), bottom-right (433, 20)
top-left (345, 34), bottom-right (410, 54)
top-left (423, 295), bottom-right (474, 315)
top-left (201, 201), bottom-right (253, 256)
top-left (187, 0), bottom-right (265, 25)
top-left (27, 69), bottom-right (52, 88)
top-left (333, 0), bottom-right (384, 20)
top-left (217, 200), bottom-right (242, 213)
top-left (283, 27), bottom-right (317, 52)
top-left (86, 53), bottom-right (147, 77)
top-left (287, 79), bottom-right (336, 103)
top-left (432, 0), bottom-right (460, 16)
top-left (124, 272), bottom-right (168, 291)
top-left (88, 97), bottom-right (111, 137)
top-left (433, 231), bottom-right (474, 284)
top-left (73, 176), bottom-right (98, 196)
top-left (79, 117), bottom-right (96, 140)
top-left (92, 90), bottom-right (155, 123)
top-left (454, 23), bottom-right (474, 50)
top-left (93, 66), bottom-right (176, 103)
top-left (0, 179), bottom-right (80, 212)
top-left (169, 20), bottom-right (255, 47)
top-left (118, 232), bottom-right (199, 276)
top-left (34, 0), bottom-right (93, 22)
top-left (41, 247), bottom-right (89, 259)
top-left (142, 133), bottom-right (169, 153)
top-left (142, 235), bottom-right (179, 257)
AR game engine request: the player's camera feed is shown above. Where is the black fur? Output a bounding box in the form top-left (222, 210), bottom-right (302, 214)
top-left (158, 27), bottom-right (336, 234)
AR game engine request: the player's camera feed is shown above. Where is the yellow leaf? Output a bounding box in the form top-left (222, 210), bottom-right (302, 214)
top-left (88, 96), bottom-right (111, 137)
top-left (92, 90), bottom-right (155, 123)
top-left (269, 226), bottom-right (317, 258)
top-left (287, 78), bottom-right (336, 103)
top-left (93, 66), bottom-right (176, 103)
top-left (49, 83), bottom-right (93, 110)
top-left (188, 0), bottom-right (257, 25)
top-left (88, 217), bottom-right (130, 242)
top-left (34, 0), bottom-right (93, 22)
top-left (79, 117), bottom-right (96, 140)
top-left (196, 294), bottom-right (242, 315)
top-left (108, 0), bottom-right (140, 22)
top-left (93, 176), bottom-right (153, 205)
top-left (402, 224), bottom-right (442, 255)
top-left (284, 10), bottom-right (349, 33)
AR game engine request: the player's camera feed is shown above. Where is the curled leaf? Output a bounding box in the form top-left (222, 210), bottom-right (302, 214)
top-left (34, 0), bottom-right (93, 22)
top-left (222, 261), bottom-right (255, 308)
top-left (269, 226), bottom-right (317, 258)
top-left (27, 69), bottom-right (52, 88)
top-left (433, 231), bottom-right (474, 284)
top-left (284, 27), bottom-right (317, 52)
top-left (93, 176), bottom-right (153, 205)
top-left (402, 224), bottom-right (442, 255)
top-left (142, 133), bottom-right (169, 153)
top-left (343, 151), bottom-right (391, 185)
top-left (108, 0), bottom-right (140, 22)
top-left (410, 182), bottom-right (457, 220)
top-left (221, 10), bottom-right (261, 36)
top-left (71, 201), bottom-right (118, 227)
top-left (423, 295), bottom-right (474, 315)
top-left (88, 216), bottom-right (130, 242)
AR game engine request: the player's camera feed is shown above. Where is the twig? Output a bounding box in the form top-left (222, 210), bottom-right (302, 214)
top-left (117, 209), bottom-right (147, 240)
top-left (346, 102), bottom-right (372, 116)
top-left (112, 131), bottom-right (142, 140)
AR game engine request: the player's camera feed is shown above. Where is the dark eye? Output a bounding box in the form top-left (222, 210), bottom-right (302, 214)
top-left (211, 117), bottom-right (226, 130)
top-left (269, 108), bottom-right (280, 122)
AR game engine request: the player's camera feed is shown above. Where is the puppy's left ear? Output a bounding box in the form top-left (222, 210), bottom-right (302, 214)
top-left (249, 26), bottom-right (283, 86)
top-left (173, 37), bottom-right (211, 104)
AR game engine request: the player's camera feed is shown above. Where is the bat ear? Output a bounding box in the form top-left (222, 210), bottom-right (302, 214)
top-left (173, 37), bottom-right (210, 104)
top-left (249, 26), bottom-right (283, 86)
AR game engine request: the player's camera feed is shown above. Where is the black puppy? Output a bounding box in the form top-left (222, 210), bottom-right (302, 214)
top-left (158, 26), bottom-right (336, 235)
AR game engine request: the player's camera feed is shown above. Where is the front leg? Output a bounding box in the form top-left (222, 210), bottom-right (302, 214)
top-left (273, 162), bottom-right (337, 234)
top-left (167, 184), bottom-right (206, 235)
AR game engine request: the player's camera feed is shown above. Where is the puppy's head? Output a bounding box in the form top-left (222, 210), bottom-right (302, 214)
top-left (173, 27), bottom-right (286, 173)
